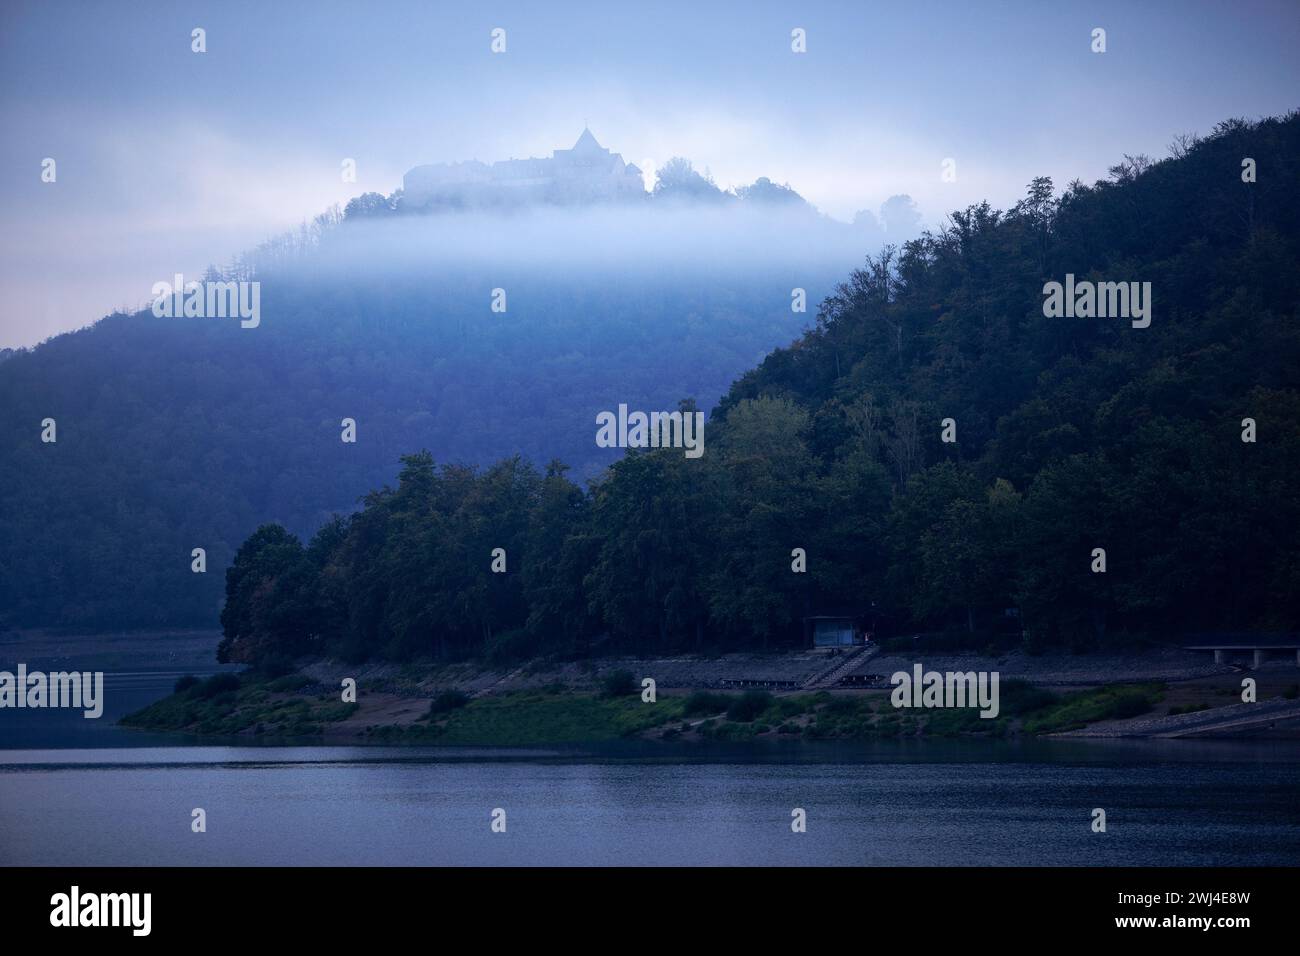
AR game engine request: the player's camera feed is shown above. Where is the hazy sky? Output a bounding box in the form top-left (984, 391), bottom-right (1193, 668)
top-left (2, 0), bottom-right (1297, 347)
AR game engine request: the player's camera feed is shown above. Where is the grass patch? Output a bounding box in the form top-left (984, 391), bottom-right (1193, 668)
top-left (1022, 684), bottom-right (1162, 734)
top-left (413, 690), bottom-right (686, 745)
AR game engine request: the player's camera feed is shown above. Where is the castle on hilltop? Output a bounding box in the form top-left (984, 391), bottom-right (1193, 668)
top-left (402, 129), bottom-right (645, 209)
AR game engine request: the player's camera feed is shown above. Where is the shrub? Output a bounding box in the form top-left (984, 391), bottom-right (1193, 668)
top-left (428, 690), bottom-right (470, 715)
top-left (999, 679), bottom-right (1059, 716)
top-left (267, 673), bottom-right (313, 693)
top-left (173, 674), bottom-right (200, 694)
top-left (195, 673), bottom-right (241, 699)
top-left (773, 697), bottom-right (804, 718)
top-left (682, 691), bottom-right (732, 716)
top-left (1107, 689), bottom-right (1152, 719)
top-left (726, 689), bottom-right (773, 723)
top-left (258, 655), bottom-right (296, 679)
top-left (599, 670), bottom-right (637, 698)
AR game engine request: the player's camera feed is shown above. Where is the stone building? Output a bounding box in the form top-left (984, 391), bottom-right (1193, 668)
top-left (403, 128), bottom-right (644, 208)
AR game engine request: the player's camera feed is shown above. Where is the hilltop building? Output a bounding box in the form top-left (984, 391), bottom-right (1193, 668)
top-left (402, 128), bottom-right (645, 209)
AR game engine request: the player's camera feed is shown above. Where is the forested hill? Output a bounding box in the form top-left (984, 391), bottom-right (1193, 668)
top-left (0, 178), bottom-right (881, 631)
top-left (214, 113), bottom-right (1300, 668)
top-left (712, 113), bottom-right (1300, 644)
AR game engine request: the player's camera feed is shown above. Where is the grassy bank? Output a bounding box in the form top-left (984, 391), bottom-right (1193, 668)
top-left (375, 686), bottom-right (688, 744)
top-left (121, 673), bottom-right (359, 738)
top-left (121, 670), bottom-right (1171, 745)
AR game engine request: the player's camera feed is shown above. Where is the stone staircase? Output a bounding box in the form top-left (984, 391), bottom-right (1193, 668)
top-left (801, 644), bottom-right (878, 690)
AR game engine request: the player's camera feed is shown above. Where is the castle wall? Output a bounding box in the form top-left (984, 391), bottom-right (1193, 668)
top-left (402, 132), bottom-right (646, 208)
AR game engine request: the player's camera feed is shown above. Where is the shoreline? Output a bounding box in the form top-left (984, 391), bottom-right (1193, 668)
top-left (119, 648), bottom-right (1300, 746)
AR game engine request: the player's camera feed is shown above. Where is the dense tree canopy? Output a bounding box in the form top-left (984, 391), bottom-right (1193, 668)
top-left (215, 112), bottom-right (1300, 665)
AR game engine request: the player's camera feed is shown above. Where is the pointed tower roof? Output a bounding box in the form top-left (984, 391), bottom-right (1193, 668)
top-left (572, 127), bottom-right (603, 152)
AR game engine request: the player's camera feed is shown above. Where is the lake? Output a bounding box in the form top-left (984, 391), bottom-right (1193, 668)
top-left (3, 670), bottom-right (1300, 866)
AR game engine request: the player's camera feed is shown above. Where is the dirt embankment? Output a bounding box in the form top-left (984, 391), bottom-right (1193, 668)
top-left (285, 647), bottom-right (1300, 742)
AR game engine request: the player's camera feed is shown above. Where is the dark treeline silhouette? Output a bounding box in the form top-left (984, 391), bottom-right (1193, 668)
top-left (216, 113), bottom-right (1300, 667)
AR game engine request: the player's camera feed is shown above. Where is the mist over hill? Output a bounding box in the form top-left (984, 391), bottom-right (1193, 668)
top-left (212, 112), bottom-right (1300, 666)
top-left (0, 174), bottom-right (909, 630)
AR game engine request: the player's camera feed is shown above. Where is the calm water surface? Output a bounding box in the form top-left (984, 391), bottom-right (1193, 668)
top-left (2, 671), bottom-right (1299, 866)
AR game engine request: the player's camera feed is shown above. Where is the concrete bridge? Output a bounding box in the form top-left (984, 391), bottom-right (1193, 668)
top-left (1183, 637), bottom-right (1300, 667)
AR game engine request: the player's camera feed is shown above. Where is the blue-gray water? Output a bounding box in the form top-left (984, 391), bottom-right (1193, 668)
top-left (3, 671), bottom-right (1300, 866)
